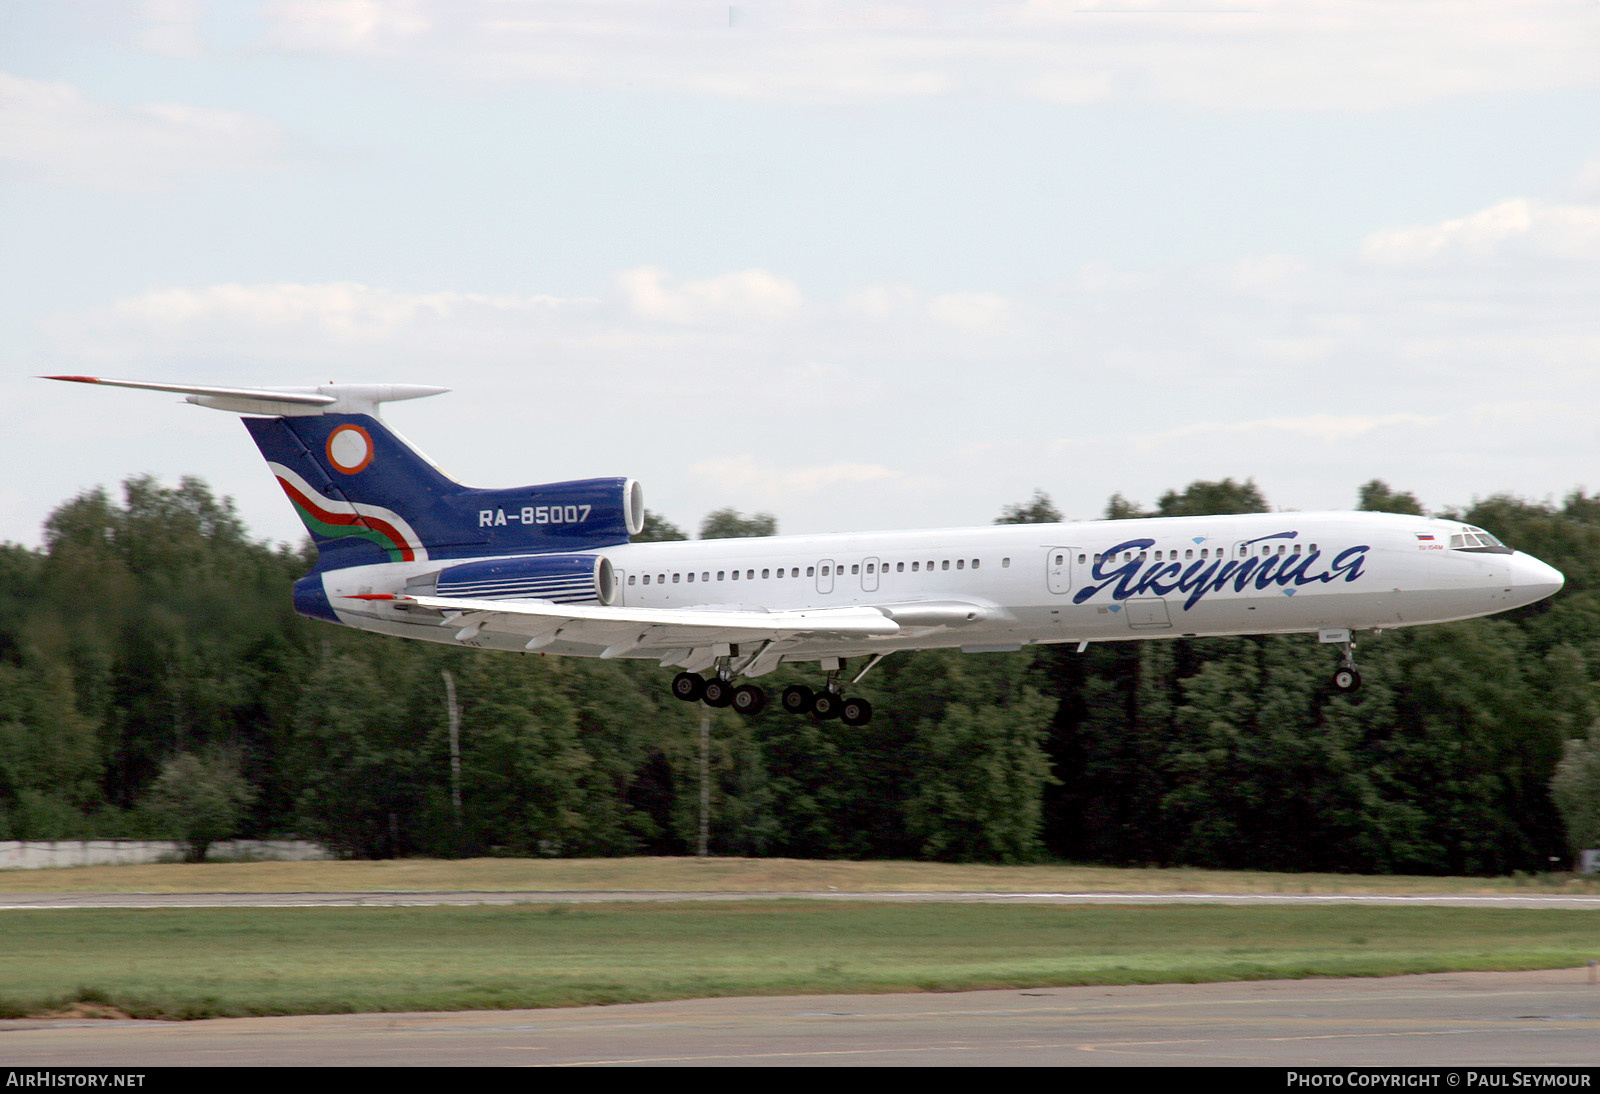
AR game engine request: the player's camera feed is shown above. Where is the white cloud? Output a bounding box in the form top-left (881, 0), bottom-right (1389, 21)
top-left (262, 0), bottom-right (432, 50)
top-left (693, 454), bottom-right (907, 496)
top-left (1118, 411), bottom-right (1446, 450)
top-left (1361, 199), bottom-right (1600, 268)
top-left (616, 267), bottom-right (804, 325)
top-left (0, 72), bottom-right (292, 190)
top-left (134, 0), bottom-right (208, 58)
top-left (91, 281), bottom-right (580, 340)
top-left (255, 0), bottom-right (1600, 109)
top-left (927, 291), bottom-right (1011, 330)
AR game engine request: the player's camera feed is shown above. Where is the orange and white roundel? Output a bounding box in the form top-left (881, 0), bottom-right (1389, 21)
top-left (326, 424), bottom-right (374, 474)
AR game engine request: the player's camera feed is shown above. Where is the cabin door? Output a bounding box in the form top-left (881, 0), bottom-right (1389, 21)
top-left (1046, 547), bottom-right (1083, 595)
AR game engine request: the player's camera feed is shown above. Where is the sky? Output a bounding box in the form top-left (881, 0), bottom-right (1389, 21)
top-left (3, 1), bottom-right (1599, 550)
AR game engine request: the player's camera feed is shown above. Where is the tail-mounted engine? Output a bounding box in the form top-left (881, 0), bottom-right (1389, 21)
top-left (415, 553), bottom-right (618, 605)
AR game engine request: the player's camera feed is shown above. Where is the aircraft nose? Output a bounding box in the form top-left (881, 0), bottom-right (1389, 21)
top-left (1510, 552), bottom-right (1565, 604)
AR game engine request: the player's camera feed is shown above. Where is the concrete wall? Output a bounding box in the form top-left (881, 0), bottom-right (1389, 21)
top-left (0, 839), bottom-right (327, 869)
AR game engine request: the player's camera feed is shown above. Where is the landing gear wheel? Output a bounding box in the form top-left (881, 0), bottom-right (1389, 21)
top-left (671, 672), bottom-right (705, 702)
top-left (812, 691), bottom-right (842, 720)
top-left (781, 684), bottom-right (815, 715)
top-left (840, 697), bottom-right (873, 727)
top-left (732, 684), bottom-right (767, 716)
top-left (1332, 667), bottom-right (1362, 693)
top-left (702, 678), bottom-right (734, 707)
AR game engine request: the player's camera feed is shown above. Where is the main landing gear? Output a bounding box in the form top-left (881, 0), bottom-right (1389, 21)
top-left (670, 662), bottom-right (875, 726)
top-left (670, 671), bottom-right (768, 715)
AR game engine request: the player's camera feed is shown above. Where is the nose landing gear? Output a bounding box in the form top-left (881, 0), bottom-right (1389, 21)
top-left (1331, 639), bottom-right (1362, 693)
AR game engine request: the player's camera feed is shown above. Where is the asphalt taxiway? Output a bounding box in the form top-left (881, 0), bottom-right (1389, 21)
top-left (4, 970), bottom-right (1599, 1066)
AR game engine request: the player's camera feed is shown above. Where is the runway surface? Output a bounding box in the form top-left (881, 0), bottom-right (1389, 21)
top-left (4, 970), bottom-right (1599, 1066)
top-left (7, 889), bottom-right (1600, 909)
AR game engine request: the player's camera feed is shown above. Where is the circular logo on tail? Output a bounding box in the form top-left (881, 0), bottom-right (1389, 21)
top-left (326, 424), bottom-right (374, 474)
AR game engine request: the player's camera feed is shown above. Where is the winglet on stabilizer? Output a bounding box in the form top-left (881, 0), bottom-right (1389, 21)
top-left (43, 376), bottom-right (449, 417)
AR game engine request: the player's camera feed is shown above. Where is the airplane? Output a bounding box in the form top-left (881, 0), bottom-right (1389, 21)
top-left (49, 376), bottom-right (1566, 726)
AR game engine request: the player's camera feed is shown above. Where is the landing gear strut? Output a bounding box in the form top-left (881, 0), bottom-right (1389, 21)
top-left (1331, 640), bottom-right (1362, 693)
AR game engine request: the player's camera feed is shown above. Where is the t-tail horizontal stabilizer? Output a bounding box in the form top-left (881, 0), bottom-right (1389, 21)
top-left (43, 376), bottom-right (449, 417)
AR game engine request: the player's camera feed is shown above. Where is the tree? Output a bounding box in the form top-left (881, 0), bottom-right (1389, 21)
top-left (1553, 720), bottom-right (1600, 861)
top-left (1157, 478), bottom-right (1268, 517)
top-left (904, 688), bottom-right (1057, 863)
top-left (633, 510), bottom-right (688, 542)
top-left (699, 509), bottom-right (777, 539)
top-left (996, 490), bottom-right (1062, 525)
top-left (1104, 494), bottom-right (1152, 520)
top-left (1359, 480), bottom-right (1425, 516)
top-left (146, 748), bottom-right (256, 861)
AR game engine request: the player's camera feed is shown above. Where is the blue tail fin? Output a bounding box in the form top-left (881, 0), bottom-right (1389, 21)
top-left (244, 412), bottom-right (642, 571)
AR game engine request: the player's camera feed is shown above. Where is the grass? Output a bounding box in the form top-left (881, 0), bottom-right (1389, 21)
top-left (4, 856), bottom-right (1600, 895)
top-left (1, 901), bottom-right (1598, 1020)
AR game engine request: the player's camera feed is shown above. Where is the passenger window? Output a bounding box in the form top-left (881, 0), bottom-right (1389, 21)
top-left (807, 566), bottom-right (815, 577)
top-left (1002, 557), bottom-right (1010, 567)
top-left (703, 572), bottom-right (710, 581)
top-left (912, 562), bottom-right (920, 572)
top-left (941, 560), bottom-right (950, 571)
top-left (747, 570), bottom-right (754, 580)
top-left (851, 564), bottom-right (859, 574)
top-left (732, 570), bottom-right (739, 580)
top-left (897, 562), bottom-right (904, 572)
top-left (673, 573), bottom-right (680, 583)
top-left (867, 563), bottom-right (875, 574)
top-left (717, 571), bottom-right (725, 581)
top-left (687, 573), bottom-right (694, 582)
top-left (1055, 553), bottom-right (1064, 564)
top-left (628, 575), bottom-right (636, 585)
top-left (957, 559), bottom-right (965, 569)
top-left (973, 559), bottom-right (981, 569)
top-left (762, 569), bottom-right (770, 579)
top-left (643, 575), bottom-right (651, 585)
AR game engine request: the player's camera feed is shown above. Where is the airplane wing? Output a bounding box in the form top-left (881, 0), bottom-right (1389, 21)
top-left (351, 593), bottom-right (904, 658)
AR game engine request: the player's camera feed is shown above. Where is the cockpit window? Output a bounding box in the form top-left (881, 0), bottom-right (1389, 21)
top-left (1450, 526), bottom-right (1513, 554)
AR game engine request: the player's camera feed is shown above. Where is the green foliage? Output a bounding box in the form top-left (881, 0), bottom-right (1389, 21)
top-left (146, 748), bottom-right (256, 861)
top-left (1103, 493), bottom-right (1151, 520)
top-left (0, 472), bottom-right (1592, 872)
top-left (699, 508), bottom-right (777, 539)
top-left (633, 510), bottom-right (688, 542)
top-left (1358, 480), bottom-right (1426, 516)
top-left (1157, 477), bottom-right (1269, 517)
top-left (996, 490), bottom-right (1063, 525)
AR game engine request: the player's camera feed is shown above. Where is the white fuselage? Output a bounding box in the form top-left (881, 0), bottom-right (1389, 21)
top-left (318, 510), bottom-right (1564, 672)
